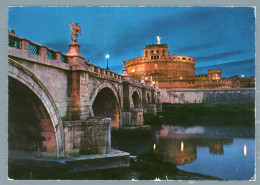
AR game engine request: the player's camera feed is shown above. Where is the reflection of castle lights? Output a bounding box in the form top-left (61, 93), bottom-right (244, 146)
top-left (131, 69), bottom-right (135, 73)
top-left (181, 141), bottom-right (184, 152)
top-left (153, 143), bottom-right (156, 151)
top-left (244, 144), bottom-right (247, 157)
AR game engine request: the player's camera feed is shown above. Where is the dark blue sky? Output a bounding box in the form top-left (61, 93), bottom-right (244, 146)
top-left (8, 7), bottom-right (255, 77)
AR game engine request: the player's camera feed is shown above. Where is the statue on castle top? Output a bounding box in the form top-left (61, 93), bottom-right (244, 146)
top-left (156, 36), bottom-right (162, 44)
top-left (122, 58), bottom-right (127, 68)
top-left (69, 23), bottom-right (81, 43)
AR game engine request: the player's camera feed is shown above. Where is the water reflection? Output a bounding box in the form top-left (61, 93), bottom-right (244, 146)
top-left (157, 125), bottom-right (236, 165)
top-left (155, 125), bottom-right (255, 180)
top-left (159, 137), bottom-right (197, 165)
top-left (244, 144), bottom-right (247, 157)
top-left (111, 124), bottom-right (254, 180)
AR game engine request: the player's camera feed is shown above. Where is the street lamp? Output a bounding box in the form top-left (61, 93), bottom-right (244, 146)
top-left (106, 54), bottom-right (109, 70)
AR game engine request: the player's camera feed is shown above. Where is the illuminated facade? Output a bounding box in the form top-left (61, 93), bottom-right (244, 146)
top-left (126, 42), bottom-right (236, 89)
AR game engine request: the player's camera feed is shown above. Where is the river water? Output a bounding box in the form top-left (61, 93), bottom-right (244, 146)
top-left (112, 124), bottom-right (255, 180)
top-left (9, 124), bottom-right (255, 180)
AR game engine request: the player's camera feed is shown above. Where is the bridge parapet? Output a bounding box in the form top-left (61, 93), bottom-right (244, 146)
top-left (8, 33), bottom-right (124, 81)
top-left (8, 33), bottom-right (68, 63)
top-left (129, 78), bottom-right (142, 87)
top-left (86, 63), bottom-right (122, 81)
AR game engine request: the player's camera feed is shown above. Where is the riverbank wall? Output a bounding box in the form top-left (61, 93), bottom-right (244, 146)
top-left (159, 88), bottom-right (255, 104)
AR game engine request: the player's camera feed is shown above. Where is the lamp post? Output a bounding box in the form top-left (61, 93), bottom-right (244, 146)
top-left (106, 54), bottom-right (109, 70)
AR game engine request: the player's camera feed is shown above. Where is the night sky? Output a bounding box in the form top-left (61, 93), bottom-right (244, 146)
top-left (8, 7), bottom-right (255, 77)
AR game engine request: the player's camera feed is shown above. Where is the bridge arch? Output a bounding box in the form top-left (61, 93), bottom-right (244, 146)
top-left (8, 58), bottom-right (63, 157)
top-left (90, 82), bottom-right (121, 128)
top-left (132, 91), bottom-right (141, 108)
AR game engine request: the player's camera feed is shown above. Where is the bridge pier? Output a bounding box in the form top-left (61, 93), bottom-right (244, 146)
top-left (121, 109), bottom-right (144, 127)
top-left (63, 118), bottom-right (111, 156)
top-left (147, 104), bottom-right (157, 116)
top-left (131, 108), bottom-right (144, 126)
top-left (66, 42), bottom-right (88, 120)
top-left (121, 80), bottom-right (145, 127)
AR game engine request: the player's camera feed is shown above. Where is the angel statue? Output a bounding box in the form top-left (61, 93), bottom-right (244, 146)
top-left (122, 58), bottom-right (127, 68)
top-left (156, 36), bottom-right (162, 44)
top-left (69, 23), bottom-right (81, 43)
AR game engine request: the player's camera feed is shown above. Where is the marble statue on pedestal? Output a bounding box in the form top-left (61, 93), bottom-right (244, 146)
top-left (69, 23), bottom-right (81, 43)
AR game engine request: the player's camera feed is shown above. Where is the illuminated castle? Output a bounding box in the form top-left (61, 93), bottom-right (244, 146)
top-left (126, 38), bottom-right (237, 89)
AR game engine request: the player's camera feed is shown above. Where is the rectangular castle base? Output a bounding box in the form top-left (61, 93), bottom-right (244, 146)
top-left (9, 149), bottom-right (130, 173)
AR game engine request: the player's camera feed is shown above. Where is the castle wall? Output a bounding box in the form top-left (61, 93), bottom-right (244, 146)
top-left (125, 43), bottom-right (237, 89)
top-left (127, 55), bottom-right (195, 81)
top-left (159, 88), bottom-right (255, 104)
top-left (157, 79), bottom-right (233, 89)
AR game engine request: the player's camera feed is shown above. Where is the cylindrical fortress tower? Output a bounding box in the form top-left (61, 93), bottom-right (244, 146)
top-left (125, 39), bottom-right (232, 89)
top-left (126, 43), bottom-right (195, 87)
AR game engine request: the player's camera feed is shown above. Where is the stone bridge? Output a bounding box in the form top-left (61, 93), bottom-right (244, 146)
top-left (8, 33), bottom-right (160, 159)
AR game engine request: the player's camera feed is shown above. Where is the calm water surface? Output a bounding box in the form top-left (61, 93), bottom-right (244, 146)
top-left (112, 124), bottom-right (255, 180)
top-left (9, 124), bottom-right (255, 180)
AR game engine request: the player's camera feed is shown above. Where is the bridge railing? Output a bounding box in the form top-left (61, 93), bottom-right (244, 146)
top-left (86, 63), bottom-right (122, 80)
top-left (8, 33), bottom-right (68, 63)
top-left (8, 33), bottom-right (123, 80)
top-left (8, 34), bottom-right (21, 49)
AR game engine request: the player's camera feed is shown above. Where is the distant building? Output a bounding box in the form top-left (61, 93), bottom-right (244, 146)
top-left (126, 41), bottom-right (254, 89)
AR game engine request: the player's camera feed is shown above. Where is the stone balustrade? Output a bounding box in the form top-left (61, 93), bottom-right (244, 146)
top-left (8, 33), bottom-right (123, 81)
top-left (85, 63), bottom-right (122, 81)
top-left (8, 33), bottom-right (68, 62)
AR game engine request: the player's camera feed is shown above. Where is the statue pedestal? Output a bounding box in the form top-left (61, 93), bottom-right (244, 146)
top-left (66, 42), bottom-right (85, 65)
top-left (66, 42), bottom-right (86, 121)
top-left (122, 68), bottom-right (130, 81)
